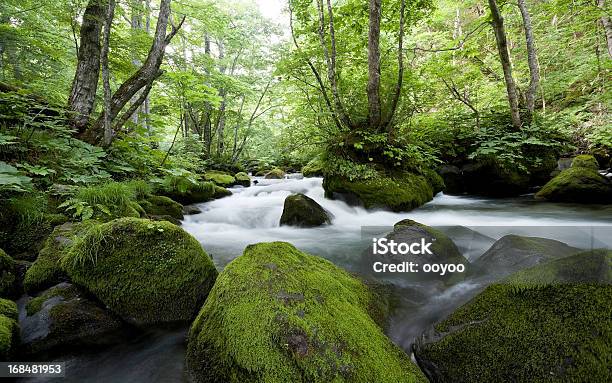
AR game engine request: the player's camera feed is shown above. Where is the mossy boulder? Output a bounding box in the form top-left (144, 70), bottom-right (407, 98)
top-left (161, 181), bottom-right (230, 205)
top-left (323, 171), bottom-right (437, 212)
top-left (23, 221), bottom-right (96, 295)
top-left (21, 283), bottom-right (125, 355)
top-left (0, 298), bottom-right (19, 360)
top-left (301, 159), bottom-right (324, 177)
top-left (234, 172), bottom-right (251, 187)
top-left (362, 220), bottom-right (468, 283)
top-left (186, 242), bottom-right (427, 383)
top-left (279, 194), bottom-right (331, 227)
top-left (0, 249), bottom-right (19, 298)
top-left (142, 195), bottom-right (184, 220)
top-left (571, 154), bottom-right (599, 170)
top-left (460, 160), bottom-right (531, 197)
top-left (437, 165), bottom-right (463, 195)
top-left (473, 235), bottom-right (580, 277)
top-left (413, 279), bottom-right (612, 382)
top-left (505, 249), bottom-right (611, 285)
top-left (535, 165), bottom-right (612, 204)
top-left (204, 171), bottom-right (237, 187)
top-left (264, 168), bottom-right (286, 179)
top-left (62, 218), bottom-right (217, 327)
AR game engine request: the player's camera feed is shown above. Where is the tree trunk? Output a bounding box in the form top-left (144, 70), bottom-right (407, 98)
top-left (384, 0), bottom-right (405, 133)
top-left (84, 0), bottom-right (184, 144)
top-left (367, 0), bottom-right (382, 128)
top-left (488, 0), bottom-right (522, 130)
top-left (68, 0), bottom-right (105, 132)
top-left (598, 0), bottom-right (612, 58)
top-left (517, 0), bottom-right (540, 118)
top-left (101, 0), bottom-right (116, 147)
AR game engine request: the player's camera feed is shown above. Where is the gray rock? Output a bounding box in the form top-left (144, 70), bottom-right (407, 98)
top-left (279, 194), bottom-right (331, 227)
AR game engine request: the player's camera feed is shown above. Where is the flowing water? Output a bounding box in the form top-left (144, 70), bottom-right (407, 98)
top-left (25, 176), bottom-right (612, 382)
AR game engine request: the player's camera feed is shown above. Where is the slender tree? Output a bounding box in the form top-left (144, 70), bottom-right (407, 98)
top-left (598, 0), bottom-right (612, 58)
top-left (367, 0), bottom-right (382, 128)
top-left (517, 0), bottom-right (540, 118)
top-left (488, 0), bottom-right (522, 130)
top-left (101, 0), bottom-right (116, 146)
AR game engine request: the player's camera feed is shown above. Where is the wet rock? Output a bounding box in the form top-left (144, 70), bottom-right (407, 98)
top-left (183, 205), bottom-right (202, 215)
top-left (279, 194), bottom-right (331, 227)
top-left (21, 283), bottom-right (126, 355)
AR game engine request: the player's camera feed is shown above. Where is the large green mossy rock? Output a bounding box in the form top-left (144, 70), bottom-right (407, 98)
top-left (62, 218), bottom-right (218, 327)
top-left (279, 194), bottom-right (331, 227)
top-left (142, 195), bottom-right (184, 220)
top-left (301, 159), bottom-right (324, 177)
top-left (204, 171), bottom-right (236, 187)
top-left (264, 168), bottom-right (286, 179)
top-left (234, 172), bottom-right (251, 187)
top-left (323, 171), bottom-right (439, 212)
top-left (535, 157), bottom-right (611, 203)
top-left (0, 298), bottom-right (19, 360)
top-left (160, 181), bottom-right (230, 205)
top-left (186, 242), bottom-right (427, 383)
top-left (21, 283), bottom-right (125, 355)
top-left (474, 235), bottom-right (580, 277)
top-left (23, 221), bottom-right (96, 295)
top-left (413, 250), bottom-right (612, 382)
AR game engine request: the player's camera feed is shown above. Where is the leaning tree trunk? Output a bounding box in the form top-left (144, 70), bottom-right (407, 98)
top-left (517, 0), bottom-right (540, 118)
top-left (367, 0), bottom-right (382, 129)
top-left (488, 0), bottom-right (522, 130)
top-left (384, 0), bottom-right (406, 134)
top-left (84, 0), bottom-right (183, 144)
top-left (68, 0), bottom-right (105, 133)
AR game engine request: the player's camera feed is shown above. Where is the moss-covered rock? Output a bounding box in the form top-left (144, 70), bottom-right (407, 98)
top-left (234, 172), bottom-right (251, 187)
top-left (0, 298), bottom-right (18, 360)
top-left (413, 281), bottom-right (612, 382)
top-left (264, 168), bottom-right (285, 179)
top-left (204, 171), bottom-right (237, 187)
top-left (323, 171), bottom-right (436, 212)
top-left (23, 221), bottom-right (96, 295)
top-left (362, 220), bottom-right (468, 283)
top-left (473, 235), bottom-right (580, 277)
top-left (161, 181), bottom-right (229, 205)
top-left (505, 249), bottom-right (611, 285)
top-left (142, 195), bottom-right (184, 220)
top-left (21, 283), bottom-right (126, 355)
top-left (62, 218), bottom-right (217, 327)
top-left (460, 160), bottom-right (531, 197)
top-left (280, 194), bottom-right (331, 227)
top-left (0, 249), bottom-right (18, 299)
top-left (301, 159), bottom-right (324, 177)
top-left (535, 165), bottom-right (612, 204)
top-left (186, 242), bottom-right (426, 383)
top-left (571, 154), bottom-right (599, 170)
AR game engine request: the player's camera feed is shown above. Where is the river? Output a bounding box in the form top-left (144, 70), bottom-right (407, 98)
top-left (25, 176), bottom-right (612, 382)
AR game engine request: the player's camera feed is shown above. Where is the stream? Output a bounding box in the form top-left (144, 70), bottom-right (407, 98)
top-left (25, 176), bottom-right (612, 382)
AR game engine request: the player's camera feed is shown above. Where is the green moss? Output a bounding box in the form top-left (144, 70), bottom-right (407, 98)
top-left (62, 218), bottom-right (217, 326)
top-left (161, 180), bottom-right (222, 204)
top-left (24, 221), bottom-right (97, 295)
top-left (234, 172), bottom-right (251, 187)
top-left (505, 249), bottom-right (612, 285)
top-left (571, 154), bottom-right (599, 170)
top-left (26, 283), bottom-right (79, 316)
top-left (186, 242), bottom-right (426, 383)
top-left (213, 185), bottom-right (232, 198)
top-left (0, 249), bottom-right (16, 298)
top-left (264, 168), bottom-right (285, 179)
top-left (204, 171), bottom-right (236, 187)
top-left (416, 283), bottom-right (612, 382)
top-left (0, 298), bottom-right (17, 321)
top-left (535, 166), bottom-right (612, 203)
top-left (143, 195), bottom-right (183, 219)
top-left (0, 313), bottom-right (18, 360)
top-left (302, 159), bottom-right (324, 177)
top-left (323, 171), bottom-right (435, 212)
